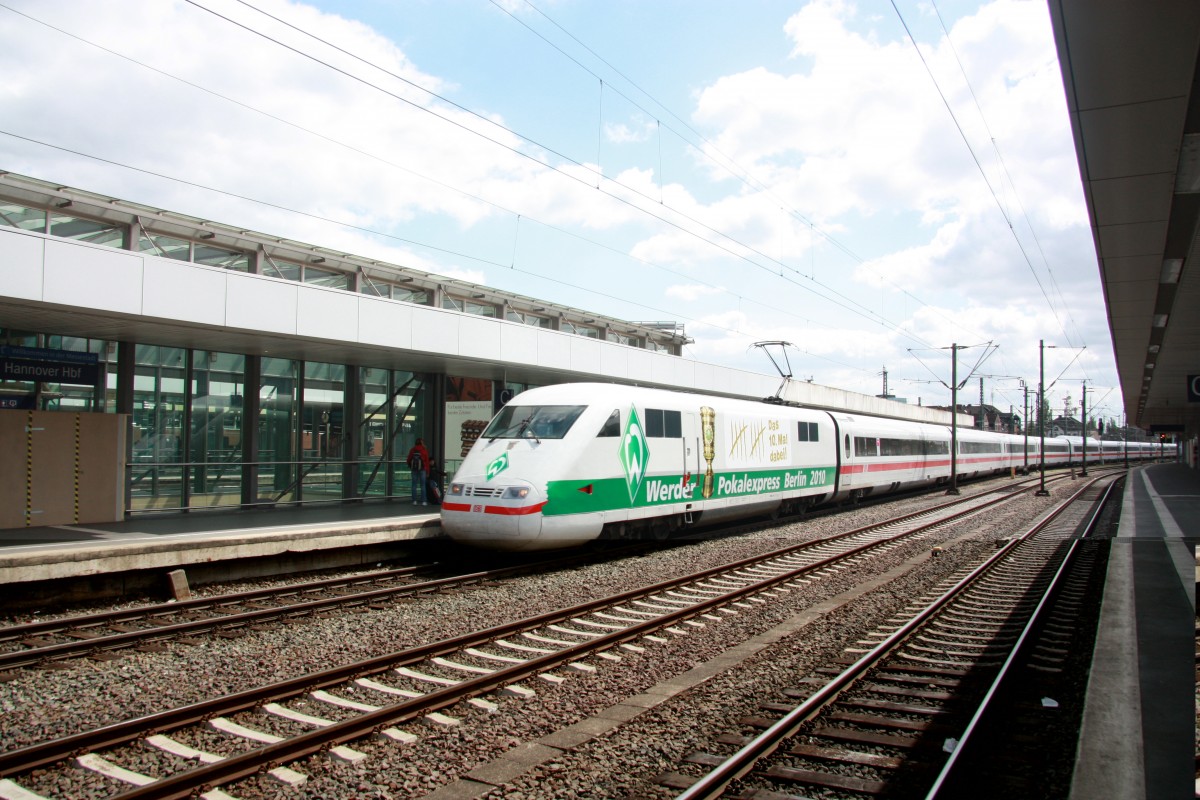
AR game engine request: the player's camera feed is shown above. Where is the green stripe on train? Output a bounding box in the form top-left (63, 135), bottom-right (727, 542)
top-left (543, 465), bottom-right (835, 516)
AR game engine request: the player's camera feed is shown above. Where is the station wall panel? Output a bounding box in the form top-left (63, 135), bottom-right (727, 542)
top-left (499, 322), bottom-right (539, 365)
top-left (227, 274), bottom-right (298, 334)
top-left (599, 344), bottom-right (630, 380)
top-left (411, 306), bottom-right (460, 355)
top-left (668, 356), bottom-right (696, 389)
top-left (0, 229), bottom-right (45, 301)
top-left (297, 285), bottom-right (359, 342)
top-left (143, 260), bottom-right (228, 326)
top-left (569, 336), bottom-right (602, 375)
top-left (358, 295), bottom-right (413, 349)
top-left (536, 330), bottom-right (571, 370)
top-left (627, 349), bottom-right (655, 383)
top-left (459, 315), bottom-right (502, 360)
top-left (44, 240), bottom-right (143, 315)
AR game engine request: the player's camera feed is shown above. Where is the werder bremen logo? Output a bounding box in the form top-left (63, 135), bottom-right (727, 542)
top-left (486, 453), bottom-right (509, 480)
top-left (619, 405), bottom-right (649, 502)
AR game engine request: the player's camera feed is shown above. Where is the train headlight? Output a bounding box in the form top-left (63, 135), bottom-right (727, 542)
top-left (502, 486), bottom-right (530, 499)
top-left (449, 483), bottom-right (464, 496)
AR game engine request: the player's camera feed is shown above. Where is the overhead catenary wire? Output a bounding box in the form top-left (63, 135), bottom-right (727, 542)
top-left (0, 0), bottom-right (908, 375)
top-left (502, 0), bottom-right (985, 344)
top-left (0, 126), bottom-right (879, 383)
top-left (891, 0), bottom-right (1081, 353)
top-left (0, 1), bottom-right (1083, 405)
top-left (929, 0), bottom-right (1089, 360)
top-left (194, 0), bottom-right (937, 350)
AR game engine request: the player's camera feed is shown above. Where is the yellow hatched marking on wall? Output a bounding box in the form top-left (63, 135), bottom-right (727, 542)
top-left (25, 411), bottom-right (33, 527)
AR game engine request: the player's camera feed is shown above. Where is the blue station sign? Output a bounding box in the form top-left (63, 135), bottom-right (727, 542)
top-left (0, 345), bottom-right (101, 386)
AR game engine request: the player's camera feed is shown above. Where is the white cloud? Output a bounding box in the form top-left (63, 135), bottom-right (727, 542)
top-left (0, 0), bottom-right (1116, 410)
top-left (666, 283), bottom-right (724, 302)
top-left (604, 120), bottom-right (657, 144)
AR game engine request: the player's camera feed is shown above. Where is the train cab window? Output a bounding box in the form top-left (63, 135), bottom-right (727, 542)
top-left (597, 409), bottom-right (620, 437)
top-left (645, 408), bottom-right (682, 438)
top-left (797, 421), bottom-right (819, 442)
top-left (483, 404), bottom-right (586, 441)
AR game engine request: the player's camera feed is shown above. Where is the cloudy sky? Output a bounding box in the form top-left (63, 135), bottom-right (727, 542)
top-left (0, 0), bottom-right (1119, 424)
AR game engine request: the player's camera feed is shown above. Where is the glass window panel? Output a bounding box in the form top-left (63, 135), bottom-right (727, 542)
top-left (394, 288), bottom-right (428, 304)
top-left (36, 336), bottom-right (105, 413)
top-left (598, 409), bottom-right (620, 437)
top-left (444, 296), bottom-right (495, 317)
top-left (645, 408), bottom-right (664, 438)
top-left (139, 232), bottom-right (191, 260)
top-left (188, 351), bottom-right (245, 509)
top-left (480, 404), bottom-right (585, 441)
top-left (393, 371), bottom-right (428, 495)
top-left (359, 278), bottom-right (389, 297)
top-left (0, 203), bottom-right (47, 232)
top-left (301, 361), bottom-right (345, 501)
top-left (356, 366), bottom-right (392, 498)
top-left (508, 310), bottom-right (551, 328)
top-left (303, 265), bottom-right (349, 290)
top-left (128, 346), bottom-right (186, 512)
top-left (260, 357), bottom-right (299, 503)
top-left (49, 213), bottom-right (125, 248)
top-left (263, 259), bottom-right (301, 281)
top-left (664, 410), bottom-right (682, 438)
top-left (194, 244), bottom-right (249, 271)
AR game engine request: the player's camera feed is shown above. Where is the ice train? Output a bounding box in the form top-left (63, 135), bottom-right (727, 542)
top-left (440, 384), bottom-right (1158, 551)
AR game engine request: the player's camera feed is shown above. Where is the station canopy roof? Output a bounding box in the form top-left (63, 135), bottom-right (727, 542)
top-left (1049, 1), bottom-right (1200, 435)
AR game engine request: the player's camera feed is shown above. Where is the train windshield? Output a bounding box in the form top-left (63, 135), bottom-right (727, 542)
top-left (484, 404), bottom-right (587, 441)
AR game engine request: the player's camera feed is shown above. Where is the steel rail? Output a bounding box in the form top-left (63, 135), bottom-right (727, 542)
top-left (922, 477), bottom-right (1119, 799)
top-left (0, 476), bottom-right (1057, 672)
top-left (0, 565), bottom-right (431, 642)
top-left (107, 476), bottom-right (1069, 800)
top-left (0, 545), bottom-right (662, 669)
top-left (674, 473), bottom-right (1118, 800)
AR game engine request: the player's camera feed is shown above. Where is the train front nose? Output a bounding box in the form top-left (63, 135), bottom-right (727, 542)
top-left (440, 479), bottom-right (547, 548)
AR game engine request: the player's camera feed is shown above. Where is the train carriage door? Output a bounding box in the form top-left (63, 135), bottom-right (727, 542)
top-left (682, 412), bottom-right (698, 494)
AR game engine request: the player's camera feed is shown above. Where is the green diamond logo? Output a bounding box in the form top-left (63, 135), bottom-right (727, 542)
top-left (486, 453), bottom-right (509, 480)
top-left (619, 405), bottom-right (649, 502)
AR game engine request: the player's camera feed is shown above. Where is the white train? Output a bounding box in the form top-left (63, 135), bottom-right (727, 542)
top-left (441, 384), bottom-right (1160, 551)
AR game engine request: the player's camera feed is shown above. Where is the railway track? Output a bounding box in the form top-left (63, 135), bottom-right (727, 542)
top-left (0, 545), bottom-right (665, 675)
top-left (0, 472), bottom-right (1080, 675)
top-left (0, 471), bottom-right (1082, 800)
top-left (665, 472), bottom-right (1120, 800)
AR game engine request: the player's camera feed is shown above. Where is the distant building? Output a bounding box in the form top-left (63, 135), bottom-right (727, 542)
top-left (1051, 416), bottom-right (1083, 437)
top-left (930, 403), bottom-right (1021, 433)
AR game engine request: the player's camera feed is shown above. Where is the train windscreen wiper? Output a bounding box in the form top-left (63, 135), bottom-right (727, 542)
top-left (489, 414), bottom-right (533, 442)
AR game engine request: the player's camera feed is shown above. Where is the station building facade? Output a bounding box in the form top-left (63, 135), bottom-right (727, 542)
top-left (0, 172), bottom-right (961, 524)
top-left (0, 172), bottom-right (751, 520)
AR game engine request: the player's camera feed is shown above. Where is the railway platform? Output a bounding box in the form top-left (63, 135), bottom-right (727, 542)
top-left (0, 501), bottom-right (442, 604)
top-left (1072, 462), bottom-right (1198, 800)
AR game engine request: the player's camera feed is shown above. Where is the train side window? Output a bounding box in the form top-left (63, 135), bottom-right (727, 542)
top-left (844, 434), bottom-right (850, 457)
top-left (664, 410), bottom-right (681, 437)
top-left (644, 408), bottom-right (682, 438)
top-left (854, 436), bottom-right (877, 457)
top-left (597, 409), bottom-right (620, 437)
top-left (645, 408), bottom-right (664, 437)
top-left (797, 422), bottom-right (819, 442)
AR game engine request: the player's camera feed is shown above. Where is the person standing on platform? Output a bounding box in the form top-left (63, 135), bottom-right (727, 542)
top-left (407, 438), bottom-right (431, 505)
